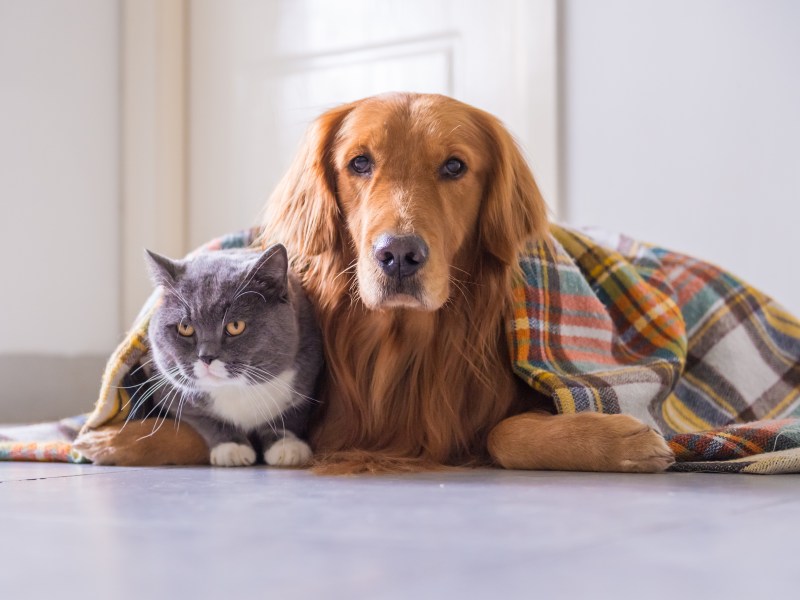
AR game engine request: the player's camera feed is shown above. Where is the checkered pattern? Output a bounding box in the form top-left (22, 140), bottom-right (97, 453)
top-left (0, 416), bottom-right (88, 463)
top-left (510, 225), bottom-right (800, 472)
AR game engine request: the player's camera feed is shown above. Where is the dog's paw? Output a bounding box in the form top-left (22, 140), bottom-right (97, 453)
top-left (264, 438), bottom-right (313, 468)
top-left (72, 428), bottom-right (122, 465)
top-left (210, 442), bottom-right (257, 467)
top-left (606, 415), bottom-right (675, 473)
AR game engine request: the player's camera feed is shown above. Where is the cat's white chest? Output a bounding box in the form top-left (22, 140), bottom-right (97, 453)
top-left (205, 368), bottom-right (298, 430)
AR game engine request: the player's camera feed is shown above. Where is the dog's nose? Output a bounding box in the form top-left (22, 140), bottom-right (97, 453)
top-left (373, 234), bottom-right (429, 278)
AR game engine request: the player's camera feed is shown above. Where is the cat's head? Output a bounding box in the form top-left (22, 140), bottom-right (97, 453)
top-left (145, 244), bottom-right (298, 393)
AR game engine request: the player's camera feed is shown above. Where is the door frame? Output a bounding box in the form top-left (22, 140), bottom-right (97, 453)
top-left (120, 0), bottom-right (188, 326)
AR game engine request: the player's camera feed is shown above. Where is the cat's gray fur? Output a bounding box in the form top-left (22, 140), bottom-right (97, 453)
top-left (143, 244), bottom-right (322, 467)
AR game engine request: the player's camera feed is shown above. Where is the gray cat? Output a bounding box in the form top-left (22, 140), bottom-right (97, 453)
top-left (142, 243), bottom-right (322, 467)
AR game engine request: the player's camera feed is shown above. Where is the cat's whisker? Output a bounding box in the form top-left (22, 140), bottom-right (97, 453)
top-left (136, 408), bottom-right (169, 442)
top-left (125, 378), bottom-right (177, 424)
top-left (241, 382), bottom-right (279, 438)
top-left (137, 388), bottom-right (177, 441)
top-left (227, 368), bottom-right (280, 437)
top-left (233, 290), bottom-right (266, 304)
top-left (235, 366), bottom-right (304, 433)
top-left (161, 281), bottom-right (192, 312)
top-left (239, 374), bottom-right (314, 440)
top-left (121, 366), bottom-right (183, 427)
top-left (120, 383), bottom-right (158, 416)
top-left (239, 366), bottom-right (309, 403)
top-left (244, 379), bottom-right (287, 434)
top-left (156, 383), bottom-right (185, 432)
top-left (231, 248), bottom-right (274, 301)
top-left (117, 367), bottom-right (175, 399)
top-left (121, 372), bottom-right (177, 429)
top-left (129, 370), bottom-right (178, 412)
top-left (172, 375), bottom-right (196, 432)
top-left (174, 394), bottom-right (186, 431)
top-left (136, 388), bottom-right (175, 432)
top-left (119, 357), bottom-right (155, 382)
top-left (241, 365), bottom-right (320, 404)
top-left (152, 386), bottom-right (179, 433)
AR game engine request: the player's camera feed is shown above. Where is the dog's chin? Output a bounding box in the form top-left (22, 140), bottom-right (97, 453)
top-left (358, 277), bottom-right (446, 312)
top-left (359, 288), bottom-right (432, 312)
top-left (376, 294), bottom-right (430, 311)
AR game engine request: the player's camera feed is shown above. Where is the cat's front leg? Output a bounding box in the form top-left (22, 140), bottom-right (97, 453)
top-left (209, 440), bottom-right (257, 467)
top-left (176, 407), bottom-right (255, 467)
top-left (259, 429), bottom-right (313, 468)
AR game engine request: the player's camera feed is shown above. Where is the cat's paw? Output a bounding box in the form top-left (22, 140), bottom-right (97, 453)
top-left (264, 438), bottom-right (313, 468)
top-left (210, 442), bottom-right (257, 467)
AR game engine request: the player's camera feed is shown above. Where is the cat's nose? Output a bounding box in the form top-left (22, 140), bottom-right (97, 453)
top-left (198, 355), bottom-right (217, 365)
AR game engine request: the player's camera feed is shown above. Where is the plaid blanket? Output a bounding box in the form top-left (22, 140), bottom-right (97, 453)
top-left (2, 225), bottom-right (799, 473)
top-left (0, 416), bottom-right (87, 463)
top-left (510, 225), bottom-right (800, 473)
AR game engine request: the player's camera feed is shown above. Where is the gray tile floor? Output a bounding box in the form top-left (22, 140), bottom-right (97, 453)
top-left (0, 464), bottom-right (796, 600)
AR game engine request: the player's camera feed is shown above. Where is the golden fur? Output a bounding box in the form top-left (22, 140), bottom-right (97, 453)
top-left (78, 93), bottom-right (674, 473)
top-left (73, 418), bottom-right (209, 466)
top-left (260, 93), bottom-right (545, 471)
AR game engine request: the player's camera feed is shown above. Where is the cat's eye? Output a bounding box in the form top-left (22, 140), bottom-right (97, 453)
top-left (225, 320), bottom-right (246, 336)
top-left (177, 322), bottom-right (195, 337)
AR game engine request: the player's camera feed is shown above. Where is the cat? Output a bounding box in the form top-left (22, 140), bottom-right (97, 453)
top-left (140, 243), bottom-right (323, 467)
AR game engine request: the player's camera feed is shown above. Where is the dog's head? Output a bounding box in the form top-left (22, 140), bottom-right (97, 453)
top-left (264, 93), bottom-right (548, 311)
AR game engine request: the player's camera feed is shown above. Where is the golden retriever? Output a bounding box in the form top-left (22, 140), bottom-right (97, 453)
top-left (77, 93), bottom-right (674, 473)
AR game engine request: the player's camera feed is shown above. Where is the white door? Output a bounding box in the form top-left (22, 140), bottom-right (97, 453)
top-left (188, 0), bottom-right (558, 247)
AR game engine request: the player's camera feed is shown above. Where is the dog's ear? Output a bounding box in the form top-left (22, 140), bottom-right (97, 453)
top-left (475, 112), bottom-right (549, 267)
top-left (261, 103), bottom-right (354, 257)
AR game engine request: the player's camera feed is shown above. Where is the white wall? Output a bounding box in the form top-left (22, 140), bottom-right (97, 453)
top-left (562, 0), bottom-right (800, 315)
top-left (0, 0), bottom-right (120, 355)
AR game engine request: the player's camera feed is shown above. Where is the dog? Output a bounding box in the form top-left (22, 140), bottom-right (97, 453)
top-left (77, 93), bottom-right (674, 473)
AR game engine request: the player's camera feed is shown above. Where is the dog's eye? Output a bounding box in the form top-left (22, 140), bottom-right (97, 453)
top-left (440, 158), bottom-right (467, 179)
top-left (349, 155), bottom-right (372, 175)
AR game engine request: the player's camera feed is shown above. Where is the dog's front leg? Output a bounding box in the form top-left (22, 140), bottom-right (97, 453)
top-left (73, 419), bottom-right (210, 466)
top-left (487, 412), bottom-right (675, 473)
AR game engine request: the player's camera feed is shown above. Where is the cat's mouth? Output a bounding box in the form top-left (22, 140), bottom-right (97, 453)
top-left (192, 360), bottom-right (232, 387)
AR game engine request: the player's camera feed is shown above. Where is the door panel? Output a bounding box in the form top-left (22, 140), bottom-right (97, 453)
top-left (189, 0), bottom-right (557, 246)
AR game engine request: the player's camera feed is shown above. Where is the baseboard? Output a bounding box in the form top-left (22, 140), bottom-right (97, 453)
top-left (0, 354), bottom-right (108, 424)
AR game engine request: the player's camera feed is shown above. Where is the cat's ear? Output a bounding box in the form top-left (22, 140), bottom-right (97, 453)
top-left (248, 244), bottom-right (289, 293)
top-left (144, 249), bottom-right (184, 287)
